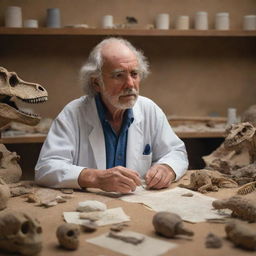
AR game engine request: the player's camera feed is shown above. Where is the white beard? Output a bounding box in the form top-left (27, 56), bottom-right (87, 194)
top-left (102, 88), bottom-right (139, 110)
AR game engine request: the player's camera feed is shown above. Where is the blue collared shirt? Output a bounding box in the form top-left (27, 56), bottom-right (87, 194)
top-left (95, 94), bottom-right (134, 169)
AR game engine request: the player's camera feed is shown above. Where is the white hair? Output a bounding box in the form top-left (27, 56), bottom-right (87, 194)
top-left (80, 37), bottom-right (150, 96)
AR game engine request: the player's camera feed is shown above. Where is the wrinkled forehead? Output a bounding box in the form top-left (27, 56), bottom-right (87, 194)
top-left (101, 42), bottom-right (138, 70)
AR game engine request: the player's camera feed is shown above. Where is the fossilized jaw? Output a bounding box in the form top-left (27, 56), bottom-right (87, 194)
top-left (0, 67), bottom-right (48, 128)
top-left (224, 122), bottom-right (256, 148)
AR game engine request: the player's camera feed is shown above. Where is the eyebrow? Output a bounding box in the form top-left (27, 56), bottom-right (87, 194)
top-left (111, 68), bottom-right (140, 75)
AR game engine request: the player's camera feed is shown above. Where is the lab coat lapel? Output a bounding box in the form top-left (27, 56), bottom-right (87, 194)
top-left (89, 126), bottom-right (106, 169)
top-left (85, 97), bottom-right (106, 170)
top-left (126, 107), bottom-right (143, 171)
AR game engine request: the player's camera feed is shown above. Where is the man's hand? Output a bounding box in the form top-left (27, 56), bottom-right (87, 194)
top-left (145, 164), bottom-right (176, 189)
top-left (78, 166), bottom-right (141, 194)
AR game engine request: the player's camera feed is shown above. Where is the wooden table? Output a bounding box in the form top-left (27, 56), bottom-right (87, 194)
top-left (3, 173), bottom-right (255, 256)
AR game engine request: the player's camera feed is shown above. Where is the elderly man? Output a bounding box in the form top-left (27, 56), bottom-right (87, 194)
top-left (35, 37), bottom-right (188, 193)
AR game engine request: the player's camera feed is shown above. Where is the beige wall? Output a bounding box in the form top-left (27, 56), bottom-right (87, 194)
top-left (1, 0), bottom-right (256, 119)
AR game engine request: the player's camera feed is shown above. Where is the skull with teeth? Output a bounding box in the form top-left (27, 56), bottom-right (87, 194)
top-left (0, 210), bottom-right (43, 255)
top-left (0, 67), bottom-right (48, 129)
top-left (224, 122), bottom-right (256, 163)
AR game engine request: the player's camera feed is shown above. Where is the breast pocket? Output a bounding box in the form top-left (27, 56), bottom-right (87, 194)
top-left (138, 153), bottom-right (152, 177)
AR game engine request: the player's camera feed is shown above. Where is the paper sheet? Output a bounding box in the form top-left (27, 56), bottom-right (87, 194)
top-left (87, 230), bottom-right (177, 256)
top-left (63, 207), bottom-right (130, 226)
top-left (121, 187), bottom-right (230, 223)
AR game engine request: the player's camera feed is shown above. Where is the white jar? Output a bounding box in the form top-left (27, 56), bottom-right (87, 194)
top-left (101, 15), bottom-right (113, 28)
top-left (175, 16), bottom-right (189, 30)
top-left (155, 13), bottom-right (170, 30)
top-left (24, 19), bottom-right (38, 28)
top-left (215, 12), bottom-right (229, 30)
top-left (5, 6), bottom-right (22, 27)
top-left (243, 15), bottom-right (256, 30)
top-left (195, 11), bottom-right (208, 30)
top-left (227, 108), bottom-right (237, 126)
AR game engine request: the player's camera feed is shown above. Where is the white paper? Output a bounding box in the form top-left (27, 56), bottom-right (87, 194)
top-left (87, 230), bottom-right (177, 256)
top-left (121, 187), bottom-right (230, 223)
top-left (63, 207), bottom-right (130, 226)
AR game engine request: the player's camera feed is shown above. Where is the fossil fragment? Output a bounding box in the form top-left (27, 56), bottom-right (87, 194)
top-left (110, 223), bottom-right (129, 232)
top-left (205, 232), bottom-right (222, 248)
top-left (152, 212), bottom-right (194, 238)
top-left (237, 181), bottom-right (256, 195)
top-left (10, 186), bottom-right (31, 197)
top-left (179, 169), bottom-right (237, 193)
top-left (0, 178), bottom-right (10, 210)
top-left (76, 200), bottom-right (107, 212)
top-left (212, 196), bottom-right (256, 222)
top-left (56, 223), bottom-right (80, 250)
top-left (61, 188), bottom-right (74, 194)
top-left (79, 211), bottom-right (102, 221)
top-left (181, 192), bottom-right (194, 197)
top-left (81, 222), bottom-right (97, 232)
top-left (225, 220), bottom-right (256, 250)
top-left (0, 144), bottom-right (22, 183)
top-left (0, 210), bottom-right (42, 255)
top-left (108, 231), bottom-right (145, 245)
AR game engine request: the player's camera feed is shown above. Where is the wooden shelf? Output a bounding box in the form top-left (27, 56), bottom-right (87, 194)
top-left (0, 131), bottom-right (225, 144)
top-left (1, 27), bottom-right (256, 37)
top-left (0, 134), bottom-right (46, 144)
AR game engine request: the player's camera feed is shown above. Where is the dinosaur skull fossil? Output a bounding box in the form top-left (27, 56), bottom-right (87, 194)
top-left (224, 122), bottom-right (256, 149)
top-left (0, 210), bottom-right (42, 255)
top-left (0, 67), bottom-right (48, 128)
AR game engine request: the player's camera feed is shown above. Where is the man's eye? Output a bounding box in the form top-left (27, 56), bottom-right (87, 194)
top-left (131, 72), bottom-right (139, 78)
top-left (113, 73), bottom-right (123, 79)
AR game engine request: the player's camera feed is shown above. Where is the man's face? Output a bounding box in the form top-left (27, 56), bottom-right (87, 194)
top-left (97, 44), bottom-right (141, 111)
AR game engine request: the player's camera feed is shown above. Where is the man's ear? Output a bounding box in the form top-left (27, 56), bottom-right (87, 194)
top-left (92, 77), bottom-right (100, 92)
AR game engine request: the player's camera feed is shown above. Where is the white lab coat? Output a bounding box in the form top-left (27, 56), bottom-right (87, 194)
top-left (35, 95), bottom-right (188, 188)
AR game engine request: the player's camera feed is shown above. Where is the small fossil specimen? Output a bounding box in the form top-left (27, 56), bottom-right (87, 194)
top-left (56, 223), bottom-right (80, 250)
top-left (212, 196), bottom-right (256, 222)
top-left (225, 220), bottom-right (256, 250)
top-left (108, 231), bottom-right (144, 245)
top-left (80, 222), bottom-right (97, 232)
top-left (79, 211), bottom-right (102, 221)
top-left (181, 192), bottom-right (194, 197)
top-left (110, 223), bottom-right (129, 232)
top-left (152, 212), bottom-right (194, 238)
top-left (179, 169), bottom-right (237, 193)
top-left (205, 232), bottom-right (222, 248)
top-left (237, 181), bottom-right (256, 195)
top-left (76, 200), bottom-right (107, 212)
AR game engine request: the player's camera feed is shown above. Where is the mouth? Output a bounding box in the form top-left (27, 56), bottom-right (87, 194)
top-left (120, 94), bottom-right (137, 99)
top-left (0, 95), bottom-right (48, 118)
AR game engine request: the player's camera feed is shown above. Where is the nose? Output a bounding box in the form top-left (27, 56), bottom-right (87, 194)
top-left (125, 74), bottom-right (135, 88)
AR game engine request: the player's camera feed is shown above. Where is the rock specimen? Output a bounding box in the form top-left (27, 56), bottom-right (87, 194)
top-left (76, 200), bottom-right (107, 212)
top-left (152, 212), bottom-right (194, 238)
top-left (0, 210), bottom-right (42, 255)
top-left (225, 220), bottom-right (256, 250)
top-left (212, 196), bottom-right (256, 222)
top-left (108, 231), bottom-right (145, 245)
top-left (56, 223), bottom-right (80, 250)
top-left (205, 232), bottom-right (222, 248)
